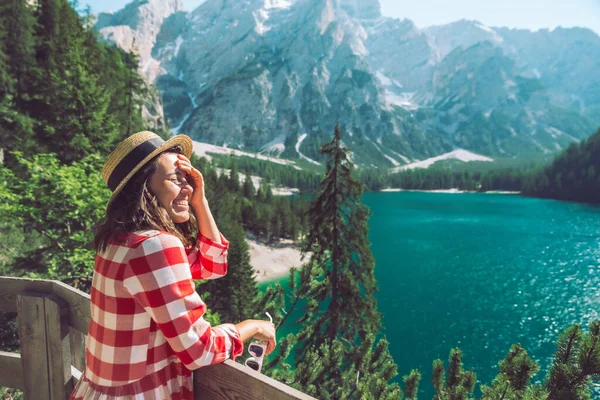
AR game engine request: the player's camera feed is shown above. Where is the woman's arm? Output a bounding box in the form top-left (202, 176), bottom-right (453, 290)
top-left (186, 231), bottom-right (229, 280)
top-left (193, 199), bottom-right (221, 244)
top-left (124, 233), bottom-right (243, 369)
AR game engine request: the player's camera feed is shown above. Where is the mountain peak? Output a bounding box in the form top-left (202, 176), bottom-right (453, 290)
top-left (129, 0), bottom-right (184, 13)
top-left (338, 0), bottom-right (381, 20)
top-left (95, 0), bottom-right (184, 82)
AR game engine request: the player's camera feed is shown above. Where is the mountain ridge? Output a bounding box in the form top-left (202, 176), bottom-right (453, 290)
top-left (94, 0), bottom-right (600, 167)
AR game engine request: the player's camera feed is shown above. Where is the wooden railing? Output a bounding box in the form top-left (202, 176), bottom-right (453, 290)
top-left (0, 277), bottom-right (315, 400)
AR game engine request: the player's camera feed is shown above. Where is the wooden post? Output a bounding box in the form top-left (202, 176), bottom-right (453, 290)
top-left (44, 293), bottom-right (73, 399)
top-left (69, 327), bottom-right (86, 377)
top-left (17, 291), bottom-right (51, 400)
top-left (17, 291), bottom-right (74, 400)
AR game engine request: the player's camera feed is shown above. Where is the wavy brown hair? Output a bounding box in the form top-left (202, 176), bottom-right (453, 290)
top-left (94, 146), bottom-right (197, 253)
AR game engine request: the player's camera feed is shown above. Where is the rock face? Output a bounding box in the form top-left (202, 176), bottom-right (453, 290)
top-left (95, 0), bottom-right (600, 166)
top-left (96, 0), bottom-right (185, 130)
top-left (97, 0), bottom-right (184, 81)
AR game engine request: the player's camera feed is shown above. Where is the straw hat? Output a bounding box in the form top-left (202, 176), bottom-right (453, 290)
top-left (102, 131), bottom-right (193, 207)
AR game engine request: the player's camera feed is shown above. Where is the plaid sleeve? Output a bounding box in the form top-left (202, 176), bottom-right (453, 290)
top-left (187, 232), bottom-right (230, 280)
top-left (123, 233), bottom-right (243, 370)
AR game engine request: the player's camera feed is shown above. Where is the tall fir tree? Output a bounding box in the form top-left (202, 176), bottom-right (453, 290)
top-left (3, 0), bottom-right (37, 96)
top-left (36, 0), bottom-right (59, 75)
top-left (0, 0), bottom-right (38, 164)
top-left (43, 0), bottom-right (120, 163)
top-left (243, 173), bottom-right (255, 199)
top-left (290, 124), bottom-right (402, 398)
top-left (299, 123), bottom-right (380, 346)
top-left (0, 12), bottom-right (11, 96)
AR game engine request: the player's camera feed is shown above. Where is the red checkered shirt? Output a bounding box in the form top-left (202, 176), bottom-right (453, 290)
top-left (70, 230), bottom-right (243, 399)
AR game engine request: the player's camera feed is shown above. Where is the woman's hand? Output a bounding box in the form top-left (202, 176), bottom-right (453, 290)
top-left (235, 320), bottom-right (277, 355)
top-left (253, 321), bottom-right (277, 355)
top-left (175, 154), bottom-right (206, 208)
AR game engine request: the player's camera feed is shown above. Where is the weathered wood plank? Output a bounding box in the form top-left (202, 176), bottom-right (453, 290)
top-left (0, 278), bottom-right (53, 312)
top-left (0, 351), bottom-right (23, 389)
top-left (0, 277), bottom-right (91, 333)
top-left (17, 291), bottom-right (51, 400)
top-left (51, 281), bottom-right (90, 335)
top-left (44, 293), bottom-right (73, 400)
top-left (69, 327), bottom-right (86, 373)
top-left (193, 360), bottom-right (316, 400)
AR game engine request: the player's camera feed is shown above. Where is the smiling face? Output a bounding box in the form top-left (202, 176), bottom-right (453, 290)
top-left (149, 153), bottom-right (193, 223)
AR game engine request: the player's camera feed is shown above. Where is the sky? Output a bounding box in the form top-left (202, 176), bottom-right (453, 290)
top-left (83, 0), bottom-right (600, 35)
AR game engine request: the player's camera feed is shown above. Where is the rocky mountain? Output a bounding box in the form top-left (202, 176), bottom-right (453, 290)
top-left (95, 0), bottom-right (600, 167)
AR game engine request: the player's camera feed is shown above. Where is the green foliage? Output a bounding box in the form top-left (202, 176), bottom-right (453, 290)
top-left (198, 155), bottom-right (309, 242)
top-left (209, 152), bottom-right (322, 195)
top-left (44, 2), bottom-right (120, 163)
top-left (291, 338), bottom-right (404, 400)
top-left (481, 344), bottom-right (546, 400)
top-left (432, 348), bottom-right (477, 400)
top-left (201, 224), bottom-right (258, 323)
top-left (2, 0), bottom-right (36, 96)
top-left (498, 345), bottom-right (539, 392)
top-left (370, 163), bottom-right (540, 193)
top-left (403, 369), bottom-right (421, 400)
top-left (0, 152), bottom-right (109, 287)
top-left (524, 128), bottom-right (600, 203)
top-left (545, 322), bottom-right (600, 399)
top-left (0, 387), bottom-right (23, 399)
top-left (0, 0), bottom-right (146, 166)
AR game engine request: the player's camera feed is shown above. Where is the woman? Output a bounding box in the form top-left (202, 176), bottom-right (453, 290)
top-left (70, 131), bottom-right (276, 399)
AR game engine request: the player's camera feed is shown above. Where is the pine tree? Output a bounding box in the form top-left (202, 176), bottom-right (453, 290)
top-left (3, 0), bottom-right (37, 97)
top-left (293, 335), bottom-right (403, 400)
top-left (201, 221), bottom-right (258, 324)
top-left (299, 123), bottom-right (380, 345)
top-left (227, 160), bottom-right (240, 192)
top-left (0, 5), bottom-right (13, 163)
top-left (36, 0), bottom-right (59, 75)
top-left (480, 344), bottom-right (546, 400)
top-left (545, 322), bottom-right (600, 399)
top-left (0, 15), bottom-right (12, 96)
top-left (243, 173), bottom-right (255, 199)
top-left (431, 348), bottom-right (477, 400)
top-left (290, 124), bottom-right (401, 397)
top-left (0, 0), bottom-right (39, 164)
top-left (42, 0), bottom-right (119, 163)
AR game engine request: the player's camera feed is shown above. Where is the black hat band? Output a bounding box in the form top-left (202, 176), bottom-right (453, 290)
top-left (107, 137), bottom-right (165, 191)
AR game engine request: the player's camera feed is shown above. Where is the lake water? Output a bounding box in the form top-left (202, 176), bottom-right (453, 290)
top-left (268, 192), bottom-right (600, 397)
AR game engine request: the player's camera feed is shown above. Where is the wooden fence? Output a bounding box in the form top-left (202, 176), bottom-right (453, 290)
top-left (0, 277), bottom-right (315, 400)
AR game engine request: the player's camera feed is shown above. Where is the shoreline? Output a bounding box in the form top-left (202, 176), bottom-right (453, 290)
top-left (246, 235), bottom-right (305, 283)
top-left (246, 189), bottom-right (522, 283)
top-left (380, 188), bottom-right (521, 195)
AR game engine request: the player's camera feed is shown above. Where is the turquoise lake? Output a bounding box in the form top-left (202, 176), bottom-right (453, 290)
top-left (267, 192), bottom-right (600, 397)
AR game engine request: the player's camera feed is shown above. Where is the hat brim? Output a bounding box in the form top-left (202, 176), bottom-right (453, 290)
top-left (106, 135), bottom-right (193, 209)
